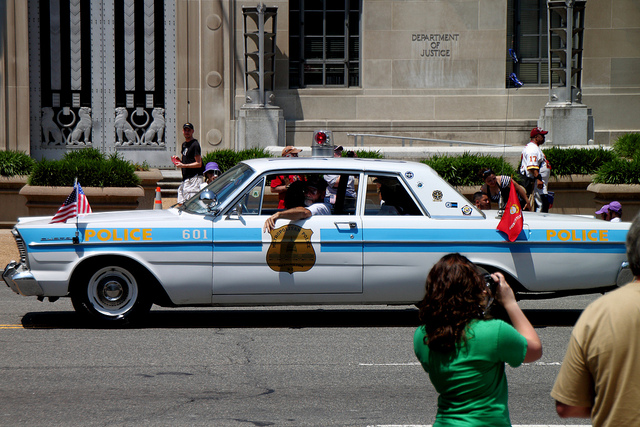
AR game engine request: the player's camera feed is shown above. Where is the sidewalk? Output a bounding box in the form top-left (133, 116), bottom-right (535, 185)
top-left (1, 229), bottom-right (19, 267)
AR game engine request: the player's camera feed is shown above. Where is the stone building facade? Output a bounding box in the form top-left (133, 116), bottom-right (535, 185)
top-left (1, 0), bottom-right (639, 167)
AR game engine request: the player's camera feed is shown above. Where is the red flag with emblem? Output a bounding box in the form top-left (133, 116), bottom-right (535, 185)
top-left (497, 180), bottom-right (523, 242)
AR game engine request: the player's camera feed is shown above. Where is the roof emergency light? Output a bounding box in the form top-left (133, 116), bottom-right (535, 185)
top-left (312, 130), bottom-right (334, 157)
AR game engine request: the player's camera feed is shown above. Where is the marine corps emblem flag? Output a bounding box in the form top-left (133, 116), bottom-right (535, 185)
top-left (497, 181), bottom-right (523, 242)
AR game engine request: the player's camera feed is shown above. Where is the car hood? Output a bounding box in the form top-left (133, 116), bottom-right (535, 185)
top-left (17, 208), bottom-right (185, 227)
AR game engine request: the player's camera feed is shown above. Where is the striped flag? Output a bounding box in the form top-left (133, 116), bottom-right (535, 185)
top-left (49, 182), bottom-right (92, 224)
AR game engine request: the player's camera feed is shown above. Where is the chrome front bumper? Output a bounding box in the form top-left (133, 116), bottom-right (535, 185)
top-left (617, 261), bottom-right (633, 287)
top-left (2, 261), bottom-right (44, 296)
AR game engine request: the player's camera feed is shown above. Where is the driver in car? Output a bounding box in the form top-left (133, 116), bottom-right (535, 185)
top-left (263, 178), bottom-right (330, 233)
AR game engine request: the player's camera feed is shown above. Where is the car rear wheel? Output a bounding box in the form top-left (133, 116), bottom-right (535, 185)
top-left (71, 261), bottom-right (152, 326)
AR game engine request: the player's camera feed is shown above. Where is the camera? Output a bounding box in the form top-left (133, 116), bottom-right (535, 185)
top-left (483, 273), bottom-right (498, 298)
top-left (482, 273), bottom-right (510, 322)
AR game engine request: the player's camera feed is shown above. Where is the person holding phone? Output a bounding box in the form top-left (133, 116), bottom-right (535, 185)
top-left (173, 122), bottom-right (204, 205)
top-left (414, 253), bottom-right (542, 426)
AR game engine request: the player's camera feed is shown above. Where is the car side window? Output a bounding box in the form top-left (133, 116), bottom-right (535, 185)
top-left (364, 175), bottom-right (423, 216)
top-left (262, 172), bottom-right (360, 216)
top-left (324, 173), bottom-right (359, 215)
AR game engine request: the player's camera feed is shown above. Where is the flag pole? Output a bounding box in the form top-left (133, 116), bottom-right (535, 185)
top-left (73, 177), bottom-right (80, 244)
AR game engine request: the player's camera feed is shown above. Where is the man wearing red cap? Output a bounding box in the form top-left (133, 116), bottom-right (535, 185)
top-left (520, 127), bottom-right (551, 212)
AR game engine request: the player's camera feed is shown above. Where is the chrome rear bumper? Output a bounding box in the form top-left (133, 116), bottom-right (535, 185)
top-left (2, 261), bottom-right (43, 296)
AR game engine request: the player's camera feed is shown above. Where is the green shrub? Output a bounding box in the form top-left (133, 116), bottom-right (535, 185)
top-left (593, 155), bottom-right (640, 185)
top-left (612, 133), bottom-right (640, 158)
top-left (348, 149), bottom-right (384, 159)
top-left (543, 147), bottom-right (616, 177)
top-left (132, 160), bottom-right (150, 171)
top-left (62, 147), bottom-right (105, 162)
top-left (421, 152), bottom-right (517, 187)
top-left (201, 148), bottom-right (273, 173)
top-left (0, 150), bottom-right (36, 177)
top-left (29, 149), bottom-right (140, 187)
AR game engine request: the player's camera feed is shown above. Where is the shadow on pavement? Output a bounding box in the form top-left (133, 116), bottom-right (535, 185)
top-left (20, 307), bottom-right (584, 329)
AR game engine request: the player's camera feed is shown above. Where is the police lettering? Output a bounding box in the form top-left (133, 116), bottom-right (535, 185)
top-left (546, 229), bottom-right (607, 242)
top-left (84, 228), bottom-right (152, 242)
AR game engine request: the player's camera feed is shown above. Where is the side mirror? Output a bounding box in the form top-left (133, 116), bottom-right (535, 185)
top-left (225, 202), bottom-right (245, 220)
top-left (199, 190), bottom-right (217, 212)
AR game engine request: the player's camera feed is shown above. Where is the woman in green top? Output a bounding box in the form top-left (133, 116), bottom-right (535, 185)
top-left (414, 253), bottom-right (542, 426)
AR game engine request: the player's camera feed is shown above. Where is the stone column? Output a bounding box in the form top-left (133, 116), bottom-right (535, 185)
top-left (0, 0), bottom-right (30, 152)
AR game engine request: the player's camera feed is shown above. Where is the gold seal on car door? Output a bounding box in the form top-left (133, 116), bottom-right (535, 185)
top-left (266, 224), bottom-right (316, 274)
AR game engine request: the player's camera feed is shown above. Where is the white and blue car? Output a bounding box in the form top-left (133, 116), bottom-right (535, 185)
top-left (3, 157), bottom-right (631, 325)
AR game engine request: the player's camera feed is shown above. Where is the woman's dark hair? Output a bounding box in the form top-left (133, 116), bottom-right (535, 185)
top-left (284, 180), bottom-right (306, 209)
top-left (417, 253), bottom-right (486, 353)
top-left (478, 168), bottom-right (495, 180)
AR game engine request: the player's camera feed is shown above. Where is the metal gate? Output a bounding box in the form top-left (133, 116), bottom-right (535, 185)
top-left (28, 0), bottom-right (176, 167)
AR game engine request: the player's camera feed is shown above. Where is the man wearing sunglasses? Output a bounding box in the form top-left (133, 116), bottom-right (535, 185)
top-left (263, 179), bottom-right (330, 233)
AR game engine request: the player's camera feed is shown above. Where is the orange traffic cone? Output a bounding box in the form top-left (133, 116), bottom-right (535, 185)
top-left (154, 186), bottom-right (162, 210)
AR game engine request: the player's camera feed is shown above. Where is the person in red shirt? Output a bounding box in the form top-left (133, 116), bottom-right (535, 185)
top-left (271, 146), bottom-right (305, 209)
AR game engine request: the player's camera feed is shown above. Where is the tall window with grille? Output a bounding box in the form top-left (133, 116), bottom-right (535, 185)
top-left (507, 0), bottom-right (561, 87)
top-left (289, 0), bottom-right (360, 88)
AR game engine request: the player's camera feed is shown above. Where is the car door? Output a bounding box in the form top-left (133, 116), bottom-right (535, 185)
top-left (212, 172), bottom-right (363, 296)
top-left (360, 173), bottom-right (435, 303)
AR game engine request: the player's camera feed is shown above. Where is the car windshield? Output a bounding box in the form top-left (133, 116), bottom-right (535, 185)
top-left (182, 163), bottom-right (255, 214)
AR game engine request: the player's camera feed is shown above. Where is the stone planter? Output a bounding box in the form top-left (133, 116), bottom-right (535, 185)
top-left (547, 174), bottom-right (595, 215)
top-left (0, 176), bottom-right (29, 227)
top-left (13, 169), bottom-right (163, 220)
top-left (20, 185), bottom-right (145, 217)
top-left (588, 183), bottom-right (640, 222)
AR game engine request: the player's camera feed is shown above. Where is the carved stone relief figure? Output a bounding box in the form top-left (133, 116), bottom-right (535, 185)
top-left (142, 107), bottom-right (165, 145)
top-left (41, 107), bottom-right (65, 145)
top-left (68, 107), bottom-right (92, 145)
top-left (115, 107), bottom-right (166, 146)
top-left (114, 107), bottom-right (139, 145)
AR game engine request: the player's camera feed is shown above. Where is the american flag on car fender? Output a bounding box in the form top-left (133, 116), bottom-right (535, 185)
top-left (49, 182), bottom-right (92, 224)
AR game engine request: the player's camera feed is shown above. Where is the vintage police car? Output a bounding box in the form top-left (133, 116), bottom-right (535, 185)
top-left (3, 157), bottom-right (632, 325)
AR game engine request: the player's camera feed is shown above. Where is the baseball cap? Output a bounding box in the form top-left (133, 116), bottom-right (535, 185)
top-left (608, 201), bottom-right (622, 213)
top-left (334, 146), bottom-right (344, 152)
top-left (203, 162), bottom-right (221, 174)
top-left (595, 204), bottom-right (609, 215)
top-left (530, 127), bottom-right (548, 138)
top-left (281, 146), bottom-right (302, 157)
top-left (183, 122), bottom-right (194, 130)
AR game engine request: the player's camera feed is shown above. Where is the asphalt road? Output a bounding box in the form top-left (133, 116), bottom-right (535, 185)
top-left (0, 278), bottom-right (597, 427)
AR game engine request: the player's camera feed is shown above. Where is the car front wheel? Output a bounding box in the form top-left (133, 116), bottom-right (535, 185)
top-left (71, 261), bottom-right (152, 326)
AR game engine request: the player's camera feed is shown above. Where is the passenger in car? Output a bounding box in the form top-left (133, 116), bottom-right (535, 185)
top-left (473, 191), bottom-right (492, 210)
top-left (263, 179), bottom-right (331, 233)
top-left (377, 183), bottom-right (399, 215)
top-left (283, 180), bottom-right (307, 209)
top-left (270, 147), bottom-right (305, 209)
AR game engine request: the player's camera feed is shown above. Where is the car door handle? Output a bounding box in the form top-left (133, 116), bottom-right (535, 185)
top-left (334, 222), bottom-right (357, 231)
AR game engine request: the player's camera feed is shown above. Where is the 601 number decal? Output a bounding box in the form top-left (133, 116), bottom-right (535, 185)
top-left (182, 229), bottom-right (209, 240)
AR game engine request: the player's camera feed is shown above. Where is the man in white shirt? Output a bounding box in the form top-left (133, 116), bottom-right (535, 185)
top-left (263, 179), bottom-right (331, 233)
top-left (520, 127), bottom-right (550, 212)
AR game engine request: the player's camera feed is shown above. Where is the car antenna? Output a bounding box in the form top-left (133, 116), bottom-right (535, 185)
top-left (73, 177), bottom-right (80, 244)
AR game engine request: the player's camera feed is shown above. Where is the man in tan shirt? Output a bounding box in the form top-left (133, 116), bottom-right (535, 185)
top-left (551, 215), bottom-right (640, 426)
